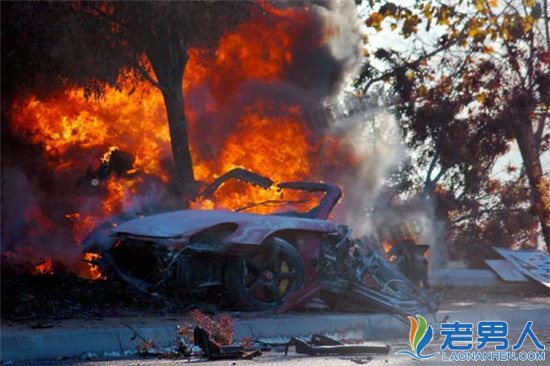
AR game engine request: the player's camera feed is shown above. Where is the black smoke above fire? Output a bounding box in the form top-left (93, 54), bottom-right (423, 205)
top-left (1, 1), bottom-right (361, 272)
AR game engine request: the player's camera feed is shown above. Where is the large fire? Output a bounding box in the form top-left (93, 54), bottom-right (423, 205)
top-left (6, 3), bottom-right (354, 278)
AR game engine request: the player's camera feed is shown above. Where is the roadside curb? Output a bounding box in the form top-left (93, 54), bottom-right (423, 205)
top-left (4, 313), bottom-right (404, 362)
top-left (2, 303), bottom-right (548, 362)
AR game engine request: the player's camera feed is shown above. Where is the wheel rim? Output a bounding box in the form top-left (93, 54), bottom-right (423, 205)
top-left (241, 245), bottom-right (299, 304)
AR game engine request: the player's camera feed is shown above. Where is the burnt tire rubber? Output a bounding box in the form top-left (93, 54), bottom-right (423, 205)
top-left (223, 237), bottom-right (305, 311)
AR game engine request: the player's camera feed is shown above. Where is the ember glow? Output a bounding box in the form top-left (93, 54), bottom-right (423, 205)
top-left (5, 2), bottom-right (356, 276)
top-left (77, 253), bottom-right (105, 281)
top-left (381, 240), bottom-right (396, 262)
top-left (33, 259), bottom-right (54, 275)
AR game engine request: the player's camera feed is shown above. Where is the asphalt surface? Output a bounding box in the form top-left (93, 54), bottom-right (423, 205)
top-left (12, 335), bottom-right (550, 366)
top-left (2, 294), bottom-right (549, 364)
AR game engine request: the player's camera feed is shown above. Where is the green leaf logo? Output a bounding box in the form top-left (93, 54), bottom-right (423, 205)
top-left (396, 315), bottom-right (438, 360)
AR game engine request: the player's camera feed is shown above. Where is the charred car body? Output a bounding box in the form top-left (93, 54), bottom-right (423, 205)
top-left (83, 169), bottom-right (437, 315)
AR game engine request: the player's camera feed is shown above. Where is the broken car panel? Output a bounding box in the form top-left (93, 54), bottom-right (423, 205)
top-left (83, 168), bottom-right (438, 315)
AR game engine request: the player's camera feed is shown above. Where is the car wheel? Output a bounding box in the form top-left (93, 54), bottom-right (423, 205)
top-left (223, 237), bottom-right (305, 311)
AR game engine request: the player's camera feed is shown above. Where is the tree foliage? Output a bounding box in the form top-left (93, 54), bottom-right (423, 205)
top-left (356, 0), bottom-right (550, 257)
top-left (2, 1), bottom-right (258, 195)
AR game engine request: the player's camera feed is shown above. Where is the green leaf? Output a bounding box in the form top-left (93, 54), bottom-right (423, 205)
top-left (413, 315), bottom-right (427, 350)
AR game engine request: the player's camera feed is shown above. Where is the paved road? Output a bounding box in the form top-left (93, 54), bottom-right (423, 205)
top-left (14, 333), bottom-right (549, 366)
top-left (4, 295), bottom-right (548, 364)
top-left (4, 295), bottom-right (549, 363)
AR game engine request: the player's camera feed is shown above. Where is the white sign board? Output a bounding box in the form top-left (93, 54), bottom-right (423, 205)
top-left (485, 259), bottom-right (528, 282)
top-left (493, 247), bottom-right (550, 288)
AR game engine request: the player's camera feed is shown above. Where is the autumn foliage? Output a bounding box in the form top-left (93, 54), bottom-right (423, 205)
top-left (357, 0), bottom-right (549, 259)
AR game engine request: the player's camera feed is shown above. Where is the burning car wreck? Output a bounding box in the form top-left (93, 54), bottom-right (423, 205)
top-left (83, 168), bottom-right (438, 316)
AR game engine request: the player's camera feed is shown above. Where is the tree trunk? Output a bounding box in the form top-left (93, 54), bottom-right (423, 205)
top-left (161, 85), bottom-right (196, 196)
top-left (147, 43), bottom-right (196, 197)
top-left (514, 121), bottom-right (550, 251)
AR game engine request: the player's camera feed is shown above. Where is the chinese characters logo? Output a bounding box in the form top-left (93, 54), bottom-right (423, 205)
top-left (397, 317), bottom-right (545, 362)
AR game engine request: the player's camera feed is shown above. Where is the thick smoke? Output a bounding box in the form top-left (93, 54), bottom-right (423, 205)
top-left (319, 0), bottom-right (362, 86)
top-left (0, 1), bottom-right (362, 271)
top-left (324, 96), bottom-right (446, 274)
top-left (2, 1), bottom-right (444, 276)
top-left (297, 3), bottom-right (445, 273)
top-left (188, 1), bottom-right (361, 164)
top-left (1, 167), bottom-right (81, 266)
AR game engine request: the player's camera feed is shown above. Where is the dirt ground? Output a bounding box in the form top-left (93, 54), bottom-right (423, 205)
top-left (1, 272), bottom-right (195, 323)
top-left (2, 268), bottom-right (547, 326)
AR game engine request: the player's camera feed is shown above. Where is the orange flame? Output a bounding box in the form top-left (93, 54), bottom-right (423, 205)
top-left (9, 4), bottom-right (351, 277)
top-left (381, 240), bottom-right (393, 253)
top-left (381, 240), bottom-right (396, 262)
top-left (11, 83), bottom-right (171, 178)
top-left (78, 252), bottom-right (104, 280)
top-left (191, 103), bottom-right (322, 214)
top-left (33, 259), bottom-right (54, 275)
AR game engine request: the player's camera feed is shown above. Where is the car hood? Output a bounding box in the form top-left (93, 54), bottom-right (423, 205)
top-left (113, 209), bottom-right (338, 245)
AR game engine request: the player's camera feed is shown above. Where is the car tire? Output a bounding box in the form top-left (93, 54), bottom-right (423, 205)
top-left (223, 237), bottom-right (305, 311)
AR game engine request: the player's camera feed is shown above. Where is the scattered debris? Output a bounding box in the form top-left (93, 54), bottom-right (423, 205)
top-left (349, 356), bottom-right (374, 364)
top-left (126, 310), bottom-right (262, 361)
top-left (136, 339), bottom-right (159, 358)
top-left (193, 326), bottom-right (262, 360)
top-left (491, 247), bottom-right (550, 287)
top-left (176, 309), bottom-right (234, 346)
top-left (386, 239), bottom-right (430, 288)
top-left (79, 148), bottom-right (137, 188)
top-left (125, 324), bottom-right (165, 358)
top-left (285, 334), bottom-right (390, 356)
top-left (485, 259), bottom-right (529, 282)
top-left (83, 168), bottom-right (439, 316)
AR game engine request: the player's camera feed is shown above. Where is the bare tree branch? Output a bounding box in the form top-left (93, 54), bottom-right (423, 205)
top-left (136, 64), bottom-right (167, 93)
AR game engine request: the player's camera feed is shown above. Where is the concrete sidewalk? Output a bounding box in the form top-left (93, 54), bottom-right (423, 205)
top-left (2, 297), bottom-right (549, 363)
